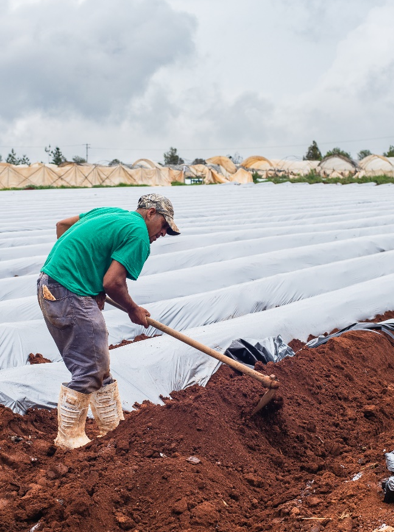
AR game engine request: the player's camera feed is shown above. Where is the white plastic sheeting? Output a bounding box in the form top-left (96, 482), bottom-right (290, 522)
top-left (2, 183), bottom-right (394, 412)
top-left (3, 235), bottom-right (394, 369)
top-left (4, 224), bottom-right (394, 280)
top-left (0, 337), bottom-right (221, 414)
top-left (2, 273), bottom-right (394, 414)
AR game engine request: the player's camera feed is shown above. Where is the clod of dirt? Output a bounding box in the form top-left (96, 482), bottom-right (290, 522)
top-left (288, 338), bottom-right (305, 352)
top-left (109, 334), bottom-right (159, 350)
top-left (28, 353), bottom-right (51, 365)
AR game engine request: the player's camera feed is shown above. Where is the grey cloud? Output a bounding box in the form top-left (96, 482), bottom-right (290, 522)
top-left (2, 0), bottom-right (393, 164)
top-left (0, 0), bottom-right (196, 120)
top-left (201, 92), bottom-right (275, 146)
top-left (357, 61), bottom-right (394, 109)
top-left (127, 84), bottom-right (182, 137)
top-left (106, 87), bottom-right (278, 156)
top-left (133, 88), bottom-right (281, 156)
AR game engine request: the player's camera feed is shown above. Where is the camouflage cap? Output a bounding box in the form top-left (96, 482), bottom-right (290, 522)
top-left (137, 193), bottom-right (180, 236)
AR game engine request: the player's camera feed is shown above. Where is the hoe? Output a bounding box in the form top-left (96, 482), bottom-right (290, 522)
top-left (106, 297), bottom-right (280, 414)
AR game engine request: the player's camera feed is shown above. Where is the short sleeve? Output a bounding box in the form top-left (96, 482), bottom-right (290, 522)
top-left (79, 207), bottom-right (127, 221)
top-left (111, 237), bottom-right (150, 281)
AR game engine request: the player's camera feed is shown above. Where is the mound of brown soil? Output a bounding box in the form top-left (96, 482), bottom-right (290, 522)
top-left (109, 334), bottom-right (159, 350)
top-left (28, 353), bottom-right (52, 365)
top-left (2, 326), bottom-right (394, 531)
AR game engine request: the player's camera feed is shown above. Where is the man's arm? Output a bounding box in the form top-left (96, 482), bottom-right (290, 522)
top-left (56, 215), bottom-right (80, 239)
top-left (103, 260), bottom-right (150, 328)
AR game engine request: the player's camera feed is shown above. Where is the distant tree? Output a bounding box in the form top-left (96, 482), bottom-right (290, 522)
top-left (72, 155), bottom-right (87, 164)
top-left (163, 147), bottom-right (184, 165)
top-left (5, 149), bottom-right (30, 165)
top-left (383, 145), bottom-right (394, 157)
top-left (192, 158), bottom-right (206, 165)
top-left (109, 158), bottom-right (122, 166)
top-left (0, 154), bottom-right (2, 162)
top-left (324, 147), bottom-right (351, 159)
top-left (45, 145), bottom-right (67, 165)
top-left (357, 149), bottom-right (372, 161)
top-left (6, 149), bottom-right (18, 164)
top-left (303, 141), bottom-right (322, 161)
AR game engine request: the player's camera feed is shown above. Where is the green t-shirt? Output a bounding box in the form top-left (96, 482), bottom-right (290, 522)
top-left (42, 207), bottom-right (150, 296)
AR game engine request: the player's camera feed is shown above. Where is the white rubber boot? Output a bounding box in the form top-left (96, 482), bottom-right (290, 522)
top-left (90, 380), bottom-right (125, 436)
top-left (54, 384), bottom-right (92, 450)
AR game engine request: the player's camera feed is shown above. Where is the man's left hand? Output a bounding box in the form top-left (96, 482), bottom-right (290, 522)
top-left (95, 292), bottom-right (106, 311)
top-left (128, 305), bottom-right (150, 328)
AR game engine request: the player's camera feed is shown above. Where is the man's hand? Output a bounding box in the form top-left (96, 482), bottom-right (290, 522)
top-left (103, 260), bottom-right (150, 327)
top-left (128, 306), bottom-right (150, 328)
top-left (94, 292), bottom-right (106, 311)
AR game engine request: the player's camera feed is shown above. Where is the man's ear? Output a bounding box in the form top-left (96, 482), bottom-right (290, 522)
top-left (146, 207), bottom-right (157, 220)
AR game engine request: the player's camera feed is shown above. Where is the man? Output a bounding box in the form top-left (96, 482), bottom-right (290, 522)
top-left (37, 193), bottom-right (180, 450)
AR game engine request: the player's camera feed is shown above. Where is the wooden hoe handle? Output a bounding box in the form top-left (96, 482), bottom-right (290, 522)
top-left (146, 317), bottom-right (279, 390)
top-left (105, 297), bottom-right (279, 390)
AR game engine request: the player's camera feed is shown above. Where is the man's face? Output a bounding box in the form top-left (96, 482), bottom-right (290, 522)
top-left (145, 210), bottom-right (169, 243)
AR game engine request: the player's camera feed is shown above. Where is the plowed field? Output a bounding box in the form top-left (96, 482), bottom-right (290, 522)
top-left (2, 314), bottom-right (394, 531)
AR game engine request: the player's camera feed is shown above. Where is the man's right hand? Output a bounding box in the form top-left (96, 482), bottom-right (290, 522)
top-left (104, 261), bottom-right (150, 327)
top-left (128, 305), bottom-right (150, 328)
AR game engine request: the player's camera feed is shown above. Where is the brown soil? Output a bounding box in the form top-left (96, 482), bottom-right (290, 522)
top-left (288, 338), bottom-right (305, 353)
top-left (109, 334), bottom-right (159, 350)
top-left (366, 310), bottom-right (394, 322)
top-left (27, 336), bottom-right (157, 364)
top-left (28, 353), bottom-right (52, 365)
top-left (2, 316), bottom-right (394, 531)
top-left (288, 309), bottom-right (394, 354)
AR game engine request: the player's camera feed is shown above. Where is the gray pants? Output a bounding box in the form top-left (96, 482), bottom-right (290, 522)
top-left (37, 273), bottom-right (113, 394)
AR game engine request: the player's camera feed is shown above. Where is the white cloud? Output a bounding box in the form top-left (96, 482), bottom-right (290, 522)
top-left (0, 0), bottom-right (196, 120)
top-left (271, 0), bottom-right (387, 42)
top-left (285, 1), bottom-right (394, 154)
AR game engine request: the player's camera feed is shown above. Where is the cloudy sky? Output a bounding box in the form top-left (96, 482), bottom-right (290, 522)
top-left (0, 0), bottom-right (393, 164)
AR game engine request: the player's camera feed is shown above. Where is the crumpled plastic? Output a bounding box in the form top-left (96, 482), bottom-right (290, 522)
top-left (385, 451), bottom-right (394, 473)
top-left (306, 321), bottom-right (394, 349)
top-left (224, 335), bottom-right (295, 369)
top-left (383, 452), bottom-right (394, 503)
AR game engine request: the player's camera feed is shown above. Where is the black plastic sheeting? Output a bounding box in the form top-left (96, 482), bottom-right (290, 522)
top-left (383, 451), bottom-right (394, 503)
top-left (306, 320), bottom-right (394, 348)
top-left (224, 320), bottom-right (394, 369)
top-left (224, 335), bottom-right (295, 369)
